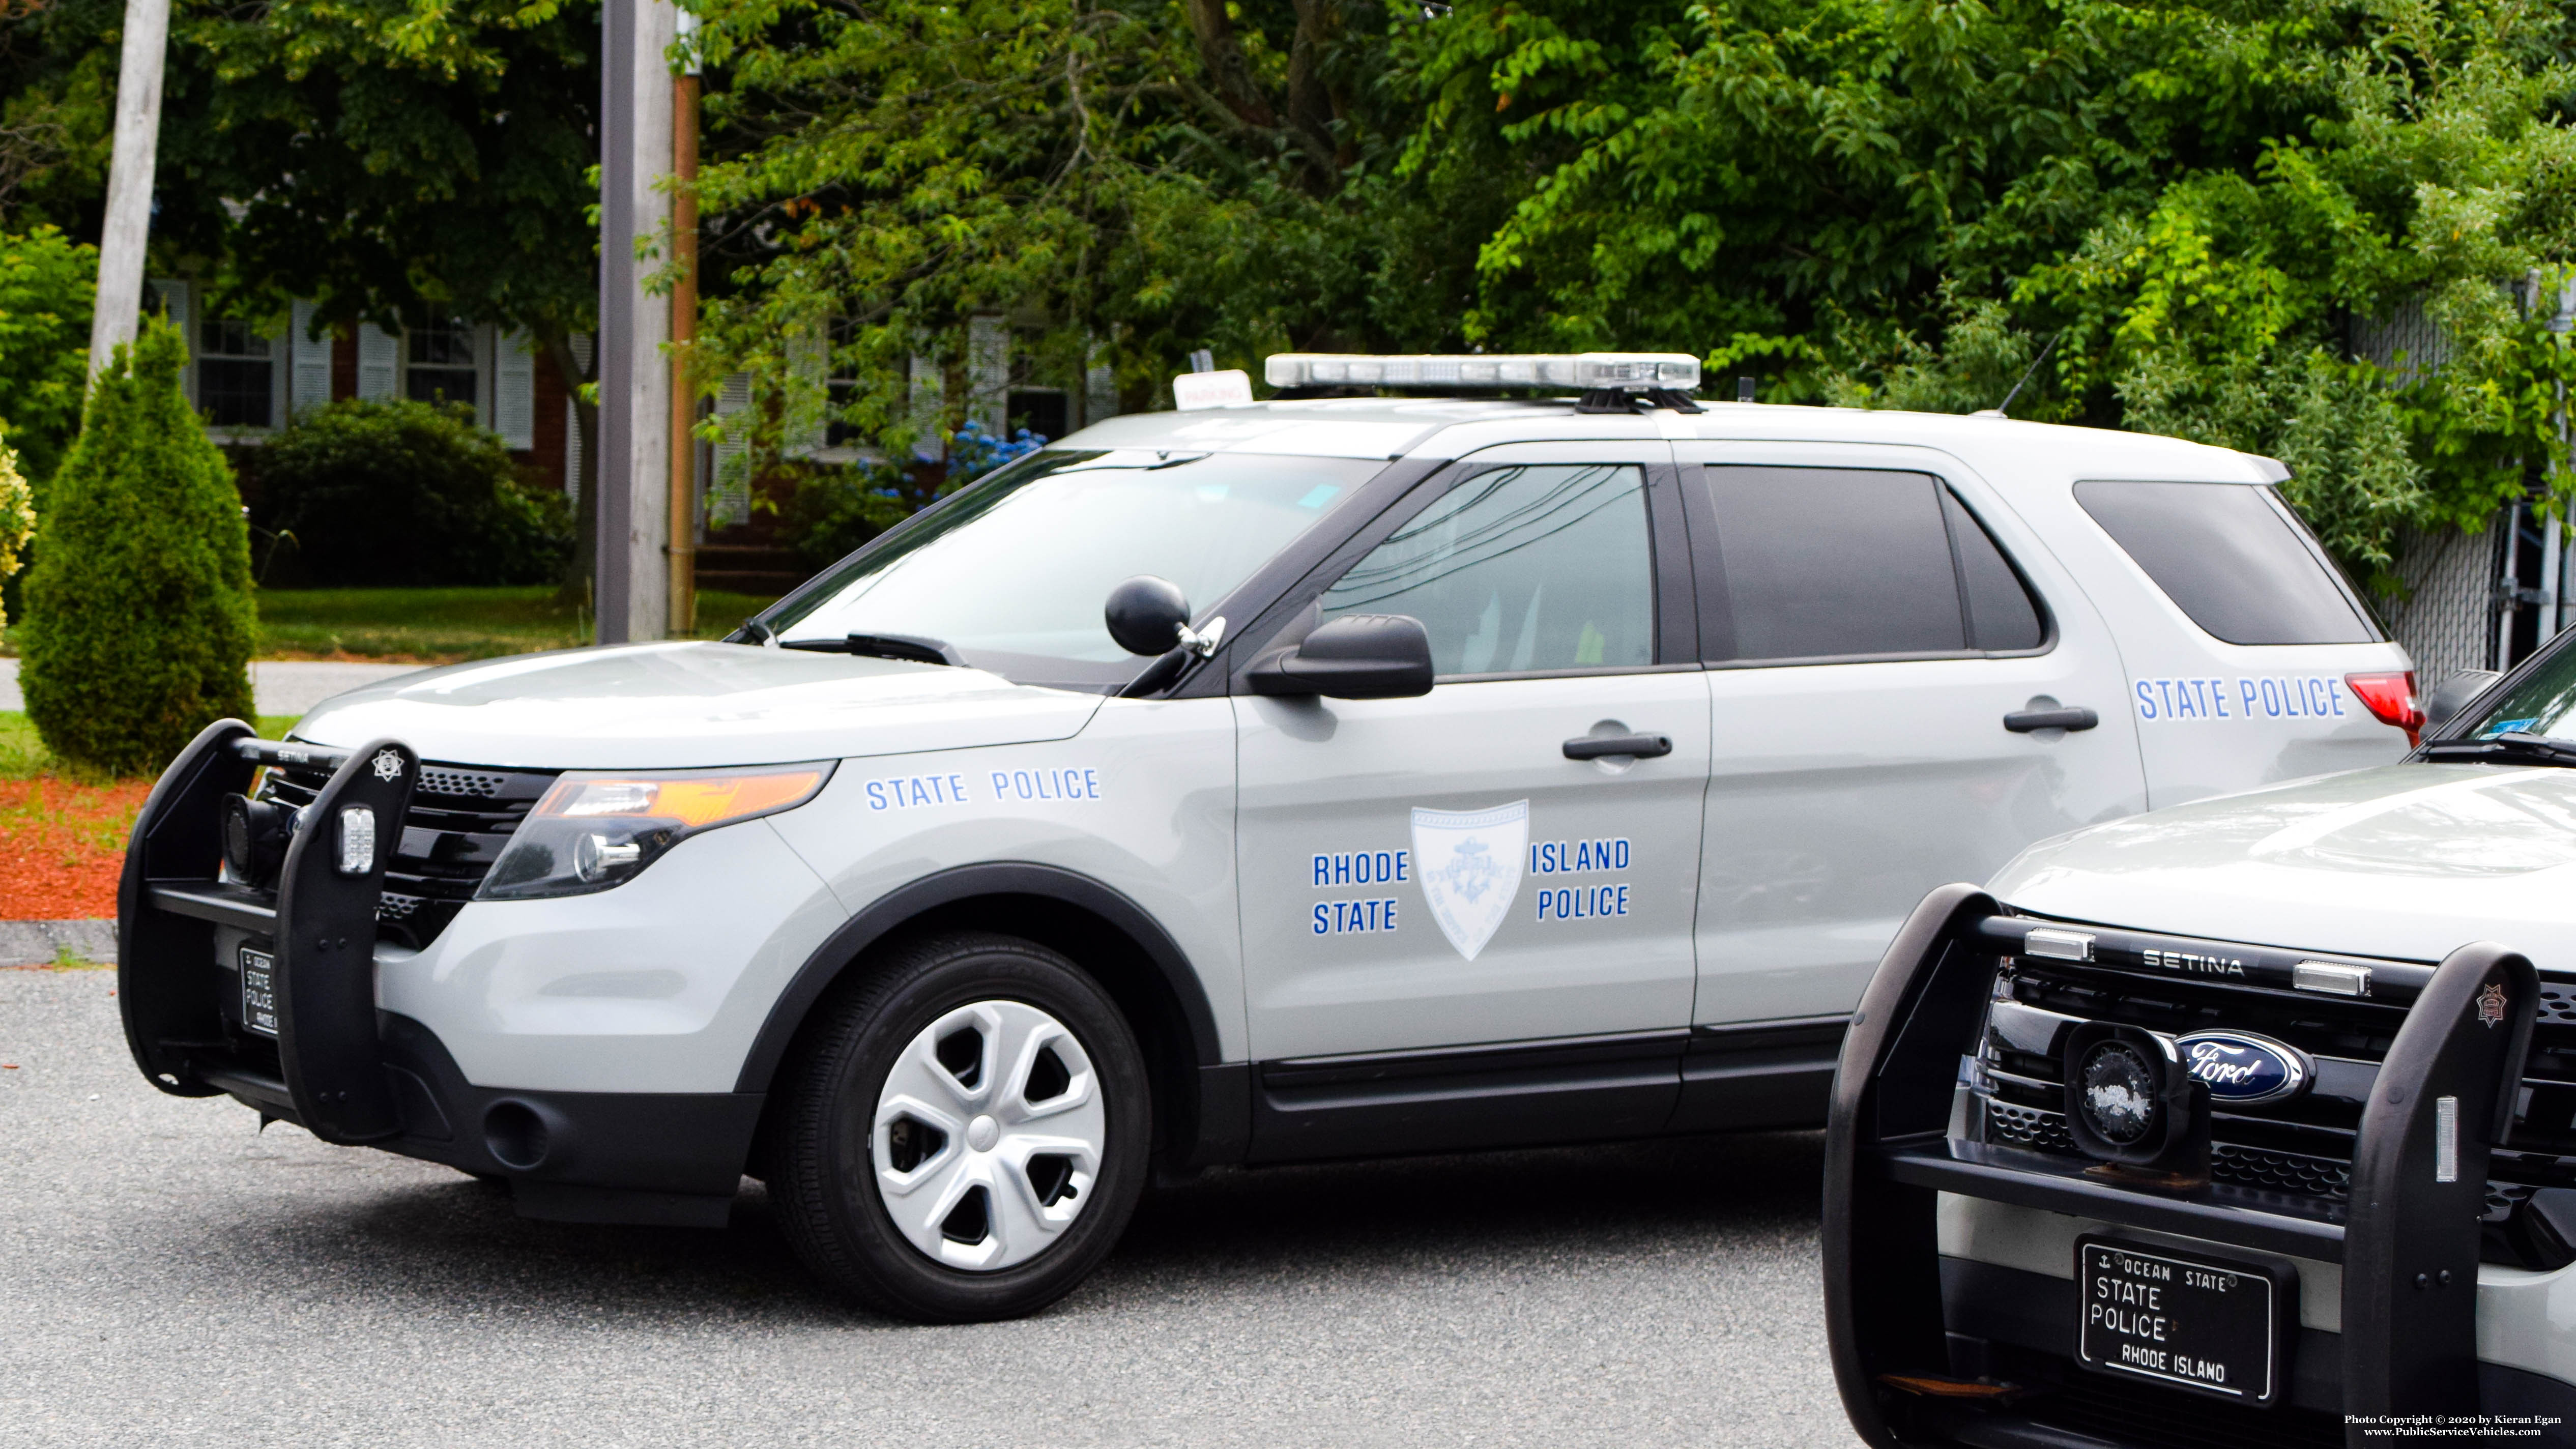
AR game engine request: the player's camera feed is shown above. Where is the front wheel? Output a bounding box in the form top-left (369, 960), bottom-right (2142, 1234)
top-left (772, 932), bottom-right (1151, 1322)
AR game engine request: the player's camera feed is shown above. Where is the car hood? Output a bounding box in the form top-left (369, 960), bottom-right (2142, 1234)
top-left (1990, 763), bottom-right (2576, 970)
top-left (292, 642), bottom-right (1107, 770)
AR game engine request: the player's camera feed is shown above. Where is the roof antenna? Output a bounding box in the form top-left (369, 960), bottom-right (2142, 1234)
top-left (1976, 330), bottom-right (2060, 418)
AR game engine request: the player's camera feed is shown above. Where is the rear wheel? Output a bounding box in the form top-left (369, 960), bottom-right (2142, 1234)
top-left (772, 931), bottom-right (1150, 1322)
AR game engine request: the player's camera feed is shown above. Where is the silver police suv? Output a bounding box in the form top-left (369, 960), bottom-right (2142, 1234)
top-left (119, 353), bottom-right (2414, 1321)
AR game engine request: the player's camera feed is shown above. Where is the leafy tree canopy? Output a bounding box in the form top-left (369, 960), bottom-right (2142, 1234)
top-left (696, 0), bottom-right (2576, 593)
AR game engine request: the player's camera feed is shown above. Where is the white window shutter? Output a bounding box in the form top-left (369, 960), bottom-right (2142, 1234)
top-left (784, 334), bottom-right (826, 456)
top-left (564, 333), bottom-right (593, 504)
top-left (967, 314), bottom-right (1008, 435)
top-left (357, 323), bottom-right (399, 400)
top-left (1084, 338), bottom-right (1117, 429)
top-left (495, 328), bottom-right (537, 450)
top-left (290, 300), bottom-right (333, 416)
top-left (708, 371), bottom-right (752, 529)
top-left (268, 320), bottom-right (291, 429)
top-left (909, 355), bottom-right (945, 461)
top-left (149, 279), bottom-right (193, 401)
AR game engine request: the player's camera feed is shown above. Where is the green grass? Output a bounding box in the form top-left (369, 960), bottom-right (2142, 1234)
top-left (250, 586), bottom-right (780, 662)
top-left (0, 711), bottom-right (302, 781)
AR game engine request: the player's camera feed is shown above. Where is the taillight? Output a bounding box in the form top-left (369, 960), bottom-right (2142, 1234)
top-left (2345, 671), bottom-right (2423, 745)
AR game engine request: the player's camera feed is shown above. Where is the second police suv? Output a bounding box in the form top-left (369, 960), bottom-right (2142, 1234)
top-left (118, 353), bottom-right (2416, 1322)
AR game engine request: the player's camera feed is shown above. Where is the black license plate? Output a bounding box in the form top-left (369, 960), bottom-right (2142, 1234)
top-left (239, 948), bottom-right (278, 1038)
top-left (2074, 1236), bottom-right (2288, 1406)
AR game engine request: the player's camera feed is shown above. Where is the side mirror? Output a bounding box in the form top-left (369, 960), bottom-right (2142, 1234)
top-left (1105, 575), bottom-right (1192, 656)
top-left (2424, 669), bottom-right (2501, 734)
top-left (1248, 614), bottom-right (1434, 700)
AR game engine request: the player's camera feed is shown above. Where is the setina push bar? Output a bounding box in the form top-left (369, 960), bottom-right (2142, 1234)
top-left (117, 718), bottom-right (419, 1143)
top-left (1822, 883), bottom-right (2546, 1447)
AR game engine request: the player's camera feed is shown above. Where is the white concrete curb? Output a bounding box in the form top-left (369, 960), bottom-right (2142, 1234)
top-left (0, 919), bottom-right (117, 966)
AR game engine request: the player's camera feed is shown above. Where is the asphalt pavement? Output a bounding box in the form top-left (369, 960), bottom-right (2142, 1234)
top-left (0, 968), bottom-right (1860, 1448)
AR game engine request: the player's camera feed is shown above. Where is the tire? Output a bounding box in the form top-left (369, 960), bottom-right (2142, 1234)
top-left (772, 931), bottom-right (1152, 1322)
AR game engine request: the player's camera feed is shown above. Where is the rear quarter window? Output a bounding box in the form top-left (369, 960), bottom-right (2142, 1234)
top-left (2073, 480), bottom-right (2381, 646)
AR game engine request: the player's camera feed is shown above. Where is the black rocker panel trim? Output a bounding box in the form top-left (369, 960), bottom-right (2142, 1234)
top-left (732, 862), bottom-right (1233, 1154)
top-left (1669, 1014), bottom-right (1849, 1133)
top-left (1248, 1028), bottom-right (1686, 1163)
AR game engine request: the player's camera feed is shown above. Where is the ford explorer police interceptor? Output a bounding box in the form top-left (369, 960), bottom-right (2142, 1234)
top-left (1821, 639), bottom-right (2576, 1442)
top-left (118, 353), bottom-right (2417, 1322)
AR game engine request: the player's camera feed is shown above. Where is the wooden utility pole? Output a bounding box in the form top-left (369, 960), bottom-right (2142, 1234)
top-left (667, 17), bottom-right (701, 636)
top-left (88, 0), bottom-right (170, 376)
top-left (597, 0), bottom-right (677, 645)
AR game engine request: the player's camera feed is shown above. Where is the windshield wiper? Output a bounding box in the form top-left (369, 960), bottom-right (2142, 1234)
top-left (778, 632), bottom-right (964, 666)
top-left (2420, 731), bottom-right (2576, 765)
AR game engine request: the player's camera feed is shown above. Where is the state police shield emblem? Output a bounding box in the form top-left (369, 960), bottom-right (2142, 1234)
top-left (1410, 800), bottom-right (1529, 962)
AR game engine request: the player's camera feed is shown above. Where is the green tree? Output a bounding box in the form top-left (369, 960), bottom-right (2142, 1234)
top-left (1397, 0), bottom-right (2576, 592)
top-left (0, 224), bottom-right (97, 492)
top-left (21, 317), bottom-right (254, 776)
top-left (2, 0), bottom-right (606, 579)
top-left (686, 0), bottom-right (1436, 476)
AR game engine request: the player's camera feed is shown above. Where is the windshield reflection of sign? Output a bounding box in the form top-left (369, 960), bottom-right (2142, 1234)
top-left (1411, 801), bottom-right (1528, 961)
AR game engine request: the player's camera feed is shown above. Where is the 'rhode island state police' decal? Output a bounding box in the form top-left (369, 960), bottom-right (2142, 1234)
top-left (1410, 800), bottom-right (1528, 962)
top-left (2172, 1031), bottom-right (2311, 1106)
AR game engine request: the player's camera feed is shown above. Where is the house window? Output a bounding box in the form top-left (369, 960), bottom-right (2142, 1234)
top-left (1007, 388), bottom-right (1067, 444)
top-left (406, 315), bottom-right (478, 407)
top-left (198, 319), bottom-right (272, 429)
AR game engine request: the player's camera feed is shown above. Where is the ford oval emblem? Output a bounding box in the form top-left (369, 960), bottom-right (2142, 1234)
top-left (2173, 1031), bottom-right (2310, 1106)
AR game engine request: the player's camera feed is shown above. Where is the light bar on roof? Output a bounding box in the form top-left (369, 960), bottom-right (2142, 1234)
top-left (1264, 352), bottom-right (1700, 393)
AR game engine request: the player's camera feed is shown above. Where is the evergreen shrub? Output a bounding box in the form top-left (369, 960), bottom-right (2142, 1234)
top-left (246, 398), bottom-right (571, 586)
top-left (21, 318), bottom-right (256, 775)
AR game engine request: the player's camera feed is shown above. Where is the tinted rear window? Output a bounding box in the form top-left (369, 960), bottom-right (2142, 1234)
top-left (1701, 468), bottom-right (2047, 661)
top-left (2074, 481), bottom-right (2379, 646)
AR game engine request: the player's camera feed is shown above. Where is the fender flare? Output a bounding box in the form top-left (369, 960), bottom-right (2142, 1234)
top-left (731, 861), bottom-right (1226, 1096)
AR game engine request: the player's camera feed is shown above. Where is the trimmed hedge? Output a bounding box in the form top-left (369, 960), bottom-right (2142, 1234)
top-left (247, 398), bottom-right (571, 586)
top-left (21, 318), bottom-right (256, 775)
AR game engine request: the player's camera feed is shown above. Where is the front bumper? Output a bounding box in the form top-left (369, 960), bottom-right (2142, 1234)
top-left (117, 721), bottom-right (761, 1228)
top-left (1822, 884), bottom-right (2576, 1447)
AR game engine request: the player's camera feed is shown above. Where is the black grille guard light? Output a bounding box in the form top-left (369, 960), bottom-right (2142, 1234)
top-left (1822, 884), bottom-right (2542, 1447)
top-left (117, 719), bottom-right (420, 1144)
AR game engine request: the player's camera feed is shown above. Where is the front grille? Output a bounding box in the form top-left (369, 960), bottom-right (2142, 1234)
top-left (1972, 935), bottom-right (2576, 1262)
top-left (258, 759), bottom-right (557, 948)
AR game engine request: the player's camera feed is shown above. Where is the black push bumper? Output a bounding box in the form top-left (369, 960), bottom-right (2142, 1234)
top-left (1824, 883), bottom-right (2574, 1447)
top-left (117, 720), bottom-right (760, 1228)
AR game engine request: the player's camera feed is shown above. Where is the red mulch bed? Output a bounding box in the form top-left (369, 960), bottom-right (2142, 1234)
top-left (0, 778), bottom-right (151, 919)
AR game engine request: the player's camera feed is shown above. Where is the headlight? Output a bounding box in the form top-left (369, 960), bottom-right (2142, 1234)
top-left (477, 762), bottom-right (835, 901)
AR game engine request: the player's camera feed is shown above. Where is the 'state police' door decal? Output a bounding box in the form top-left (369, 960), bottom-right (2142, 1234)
top-left (1411, 800), bottom-right (1528, 961)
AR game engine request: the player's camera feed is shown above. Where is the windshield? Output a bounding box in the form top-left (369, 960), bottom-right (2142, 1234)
top-left (761, 449), bottom-right (1383, 689)
top-left (2445, 638), bottom-right (2576, 746)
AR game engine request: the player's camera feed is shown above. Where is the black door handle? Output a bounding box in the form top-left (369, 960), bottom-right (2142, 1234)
top-left (2004, 707), bottom-right (2099, 733)
top-left (1564, 734), bottom-right (1673, 760)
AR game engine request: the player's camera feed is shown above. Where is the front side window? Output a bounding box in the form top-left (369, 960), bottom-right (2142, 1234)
top-left (2075, 480), bottom-right (2379, 646)
top-left (1320, 462), bottom-right (1655, 676)
top-left (765, 449), bottom-right (1378, 688)
top-left (1702, 467), bottom-right (2044, 662)
top-left (197, 318), bottom-right (273, 429)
